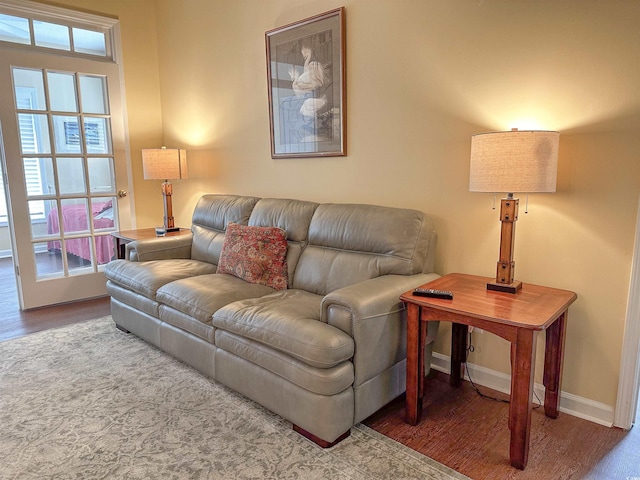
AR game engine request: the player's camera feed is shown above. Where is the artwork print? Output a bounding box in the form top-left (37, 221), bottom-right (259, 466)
top-left (266, 8), bottom-right (345, 158)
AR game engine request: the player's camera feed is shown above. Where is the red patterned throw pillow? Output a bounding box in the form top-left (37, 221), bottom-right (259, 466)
top-left (217, 223), bottom-right (288, 290)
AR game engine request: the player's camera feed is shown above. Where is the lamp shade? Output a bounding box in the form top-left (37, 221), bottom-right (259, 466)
top-left (469, 130), bottom-right (559, 193)
top-left (142, 148), bottom-right (188, 181)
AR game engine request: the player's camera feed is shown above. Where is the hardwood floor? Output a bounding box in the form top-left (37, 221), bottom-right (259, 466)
top-left (1, 257), bottom-right (638, 479)
top-left (364, 371), bottom-right (640, 479)
top-left (0, 256), bottom-right (110, 341)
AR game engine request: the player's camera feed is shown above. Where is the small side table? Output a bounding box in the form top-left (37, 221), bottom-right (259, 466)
top-left (111, 227), bottom-right (191, 260)
top-left (401, 273), bottom-right (577, 470)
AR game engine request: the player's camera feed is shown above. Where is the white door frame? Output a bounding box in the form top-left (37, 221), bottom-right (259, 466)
top-left (614, 196), bottom-right (640, 429)
top-left (0, 0), bottom-right (135, 309)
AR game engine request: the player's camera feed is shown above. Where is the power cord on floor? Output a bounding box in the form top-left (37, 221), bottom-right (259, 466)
top-left (465, 330), bottom-right (542, 409)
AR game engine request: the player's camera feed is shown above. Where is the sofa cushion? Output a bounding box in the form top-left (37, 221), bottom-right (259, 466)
top-left (190, 194), bottom-right (260, 264)
top-left (159, 306), bottom-right (215, 343)
top-left (248, 198), bottom-right (318, 243)
top-left (217, 223), bottom-right (288, 290)
top-left (248, 198), bottom-right (319, 287)
top-left (156, 273), bottom-right (275, 324)
top-left (292, 203), bottom-right (435, 295)
top-left (106, 281), bottom-right (160, 318)
top-left (215, 330), bottom-right (354, 395)
top-left (104, 259), bottom-right (217, 300)
top-left (213, 290), bottom-right (354, 369)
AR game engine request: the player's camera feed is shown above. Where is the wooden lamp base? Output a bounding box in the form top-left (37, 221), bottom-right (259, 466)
top-left (161, 181), bottom-right (179, 232)
top-left (489, 194), bottom-right (522, 294)
top-left (487, 279), bottom-right (522, 294)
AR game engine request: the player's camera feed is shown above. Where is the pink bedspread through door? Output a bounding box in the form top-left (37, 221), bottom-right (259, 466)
top-left (46, 202), bottom-right (115, 264)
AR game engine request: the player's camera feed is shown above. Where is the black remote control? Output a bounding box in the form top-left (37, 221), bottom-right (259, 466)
top-left (412, 288), bottom-right (454, 300)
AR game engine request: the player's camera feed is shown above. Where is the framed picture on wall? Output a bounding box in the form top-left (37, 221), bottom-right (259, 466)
top-left (266, 7), bottom-right (346, 159)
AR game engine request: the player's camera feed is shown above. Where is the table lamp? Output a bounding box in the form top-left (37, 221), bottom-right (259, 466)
top-left (469, 128), bottom-right (559, 293)
top-left (142, 147), bottom-right (187, 232)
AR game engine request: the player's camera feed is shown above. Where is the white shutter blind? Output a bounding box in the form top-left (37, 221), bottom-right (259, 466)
top-left (0, 169), bottom-right (7, 223)
top-left (15, 87), bottom-right (45, 220)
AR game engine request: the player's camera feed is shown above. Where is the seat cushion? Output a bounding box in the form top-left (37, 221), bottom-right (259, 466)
top-left (156, 273), bottom-right (275, 324)
top-left (104, 259), bottom-right (217, 300)
top-left (215, 330), bottom-right (354, 395)
top-left (212, 290), bottom-right (354, 369)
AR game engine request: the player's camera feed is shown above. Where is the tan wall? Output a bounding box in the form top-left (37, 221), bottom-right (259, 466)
top-left (53, 0), bottom-right (640, 409)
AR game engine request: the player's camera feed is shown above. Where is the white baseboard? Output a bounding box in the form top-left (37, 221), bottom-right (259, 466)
top-left (431, 352), bottom-right (615, 428)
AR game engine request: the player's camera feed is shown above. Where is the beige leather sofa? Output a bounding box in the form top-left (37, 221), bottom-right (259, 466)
top-left (105, 194), bottom-right (440, 446)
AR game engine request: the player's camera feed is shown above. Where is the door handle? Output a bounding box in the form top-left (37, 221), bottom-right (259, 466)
top-left (117, 189), bottom-right (128, 198)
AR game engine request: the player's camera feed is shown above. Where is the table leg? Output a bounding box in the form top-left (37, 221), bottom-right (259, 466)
top-left (419, 320), bottom-right (428, 398)
top-left (543, 312), bottom-right (567, 418)
top-left (405, 303), bottom-right (422, 425)
top-left (451, 323), bottom-right (468, 386)
top-left (115, 238), bottom-right (126, 260)
top-left (509, 328), bottom-right (537, 470)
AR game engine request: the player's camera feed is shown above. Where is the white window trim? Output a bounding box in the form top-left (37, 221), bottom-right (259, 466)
top-left (0, 0), bottom-right (119, 30)
top-left (0, 0), bottom-right (120, 62)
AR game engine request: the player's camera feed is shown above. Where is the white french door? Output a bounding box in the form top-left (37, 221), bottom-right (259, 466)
top-left (0, 42), bottom-right (132, 309)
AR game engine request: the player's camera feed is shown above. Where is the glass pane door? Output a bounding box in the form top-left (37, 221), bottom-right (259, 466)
top-left (14, 67), bottom-right (118, 279)
top-left (0, 48), bottom-right (131, 309)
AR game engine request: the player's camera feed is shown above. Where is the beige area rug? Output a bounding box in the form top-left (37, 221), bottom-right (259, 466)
top-left (0, 317), bottom-right (469, 480)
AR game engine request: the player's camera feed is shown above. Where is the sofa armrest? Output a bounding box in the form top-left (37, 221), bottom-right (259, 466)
top-left (321, 273), bottom-right (440, 386)
top-left (126, 234), bottom-right (194, 262)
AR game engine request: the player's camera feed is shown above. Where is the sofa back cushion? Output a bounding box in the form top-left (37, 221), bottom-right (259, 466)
top-left (292, 203), bottom-right (436, 295)
top-left (248, 198), bottom-right (319, 287)
top-left (191, 194), bottom-right (260, 264)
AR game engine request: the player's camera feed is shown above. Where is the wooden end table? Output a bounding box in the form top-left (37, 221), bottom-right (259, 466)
top-left (110, 228), bottom-right (191, 260)
top-left (401, 273), bottom-right (577, 469)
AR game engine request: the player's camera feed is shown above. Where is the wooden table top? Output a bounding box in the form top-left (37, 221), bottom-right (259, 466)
top-left (111, 227), bottom-right (191, 242)
top-left (400, 273), bottom-right (577, 330)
